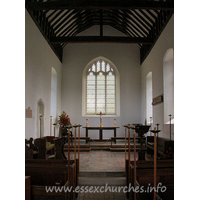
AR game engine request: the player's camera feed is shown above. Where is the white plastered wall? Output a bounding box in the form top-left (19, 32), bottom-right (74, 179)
top-left (61, 26), bottom-right (141, 138)
top-left (25, 10), bottom-right (62, 139)
top-left (141, 15), bottom-right (174, 139)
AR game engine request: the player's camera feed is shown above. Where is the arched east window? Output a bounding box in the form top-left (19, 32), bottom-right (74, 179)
top-left (82, 57), bottom-right (120, 116)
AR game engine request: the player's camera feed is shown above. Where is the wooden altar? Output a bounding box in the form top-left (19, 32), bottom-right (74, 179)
top-left (83, 127), bottom-right (119, 144)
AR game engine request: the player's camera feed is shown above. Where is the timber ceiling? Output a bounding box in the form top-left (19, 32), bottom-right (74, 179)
top-left (25, 0), bottom-right (174, 63)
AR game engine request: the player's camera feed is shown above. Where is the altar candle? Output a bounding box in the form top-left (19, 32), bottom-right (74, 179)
top-left (86, 119), bottom-right (89, 127)
top-left (114, 119), bottom-right (117, 127)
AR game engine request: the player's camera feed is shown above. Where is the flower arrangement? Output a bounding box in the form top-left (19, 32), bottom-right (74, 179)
top-left (163, 146), bottom-right (174, 159)
top-left (58, 111), bottom-right (71, 126)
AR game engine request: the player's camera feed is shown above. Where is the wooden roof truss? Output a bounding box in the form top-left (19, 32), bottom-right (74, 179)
top-left (25, 0), bottom-right (174, 63)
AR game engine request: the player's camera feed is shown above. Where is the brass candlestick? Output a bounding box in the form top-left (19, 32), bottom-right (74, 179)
top-left (86, 119), bottom-right (89, 127)
top-left (114, 119), bottom-right (117, 127)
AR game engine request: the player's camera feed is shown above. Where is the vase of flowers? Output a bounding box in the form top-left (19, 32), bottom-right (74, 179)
top-left (162, 146), bottom-right (174, 159)
top-left (58, 111), bottom-right (72, 136)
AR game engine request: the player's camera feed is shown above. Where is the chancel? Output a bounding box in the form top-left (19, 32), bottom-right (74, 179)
top-left (25, 0), bottom-right (174, 199)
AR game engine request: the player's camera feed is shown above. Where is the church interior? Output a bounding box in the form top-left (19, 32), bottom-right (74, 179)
top-left (24, 0), bottom-right (177, 199)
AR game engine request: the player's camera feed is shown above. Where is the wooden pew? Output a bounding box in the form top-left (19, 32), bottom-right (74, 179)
top-left (51, 137), bottom-right (79, 192)
top-left (146, 136), bottom-right (174, 158)
top-left (25, 159), bottom-right (76, 200)
top-left (34, 136), bottom-right (55, 159)
top-left (53, 137), bottom-right (69, 160)
top-left (25, 138), bottom-right (38, 159)
top-left (25, 176), bottom-right (31, 200)
top-left (126, 159), bottom-right (174, 200)
top-left (31, 136), bottom-right (79, 192)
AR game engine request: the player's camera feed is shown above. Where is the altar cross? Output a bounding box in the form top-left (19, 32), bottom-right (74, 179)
top-left (96, 111), bottom-right (106, 127)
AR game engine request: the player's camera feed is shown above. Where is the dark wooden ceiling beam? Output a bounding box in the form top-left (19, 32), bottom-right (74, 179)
top-left (146, 10), bottom-right (158, 21)
top-left (46, 10), bottom-right (57, 20)
top-left (118, 10), bottom-right (149, 36)
top-left (104, 11), bottom-right (140, 38)
top-left (104, 15), bottom-right (138, 38)
top-left (138, 10), bottom-right (155, 25)
top-left (57, 10), bottom-right (98, 37)
top-left (53, 10), bottom-right (79, 33)
top-left (140, 10), bottom-right (173, 64)
top-left (126, 10), bottom-right (150, 34)
top-left (62, 18), bottom-right (96, 37)
top-left (61, 23), bottom-right (95, 48)
top-left (71, 23), bottom-right (96, 37)
top-left (110, 10), bottom-right (145, 37)
top-left (50, 36), bottom-right (153, 44)
top-left (26, 9), bottom-right (63, 62)
top-left (100, 10), bottom-right (103, 37)
top-left (131, 10), bottom-right (152, 30)
top-left (48, 10), bottom-right (66, 24)
top-left (109, 23), bottom-right (132, 37)
top-left (26, 0), bottom-right (174, 11)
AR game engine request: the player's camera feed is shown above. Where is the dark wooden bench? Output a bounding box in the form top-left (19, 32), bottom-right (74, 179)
top-left (146, 136), bottom-right (174, 158)
top-left (25, 159), bottom-right (76, 200)
top-left (25, 176), bottom-right (31, 200)
top-left (34, 136), bottom-right (55, 159)
top-left (50, 137), bottom-right (80, 179)
top-left (25, 138), bottom-right (39, 159)
top-left (31, 137), bottom-right (80, 187)
top-left (126, 159), bottom-right (174, 200)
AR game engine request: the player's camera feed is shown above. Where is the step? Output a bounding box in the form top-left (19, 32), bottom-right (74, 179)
top-left (79, 171), bottom-right (125, 177)
top-left (64, 147), bottom-right (91, 152)
top-left (90, 146), bottom-right (111, 150)
top-left (110, 147), bottom-right (147, 151)
top-left (79, 171), bottom-right (126, 187)
top-left (78, 176), bottom-right (126, 186)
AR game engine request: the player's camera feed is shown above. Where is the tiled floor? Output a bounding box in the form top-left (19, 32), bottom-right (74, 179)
top-left (66, 150), bottom-right (127, 199)
top-left (65, 150), bottom-right (152, 200)
top-left (68, 150), bottom-right (152, 172)
top-left (66, 150), bottom-right (153, 199)
top-left (79, 150), bottom-right (125, 172)
top-left (77, 189), bottom-right (127, 200)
